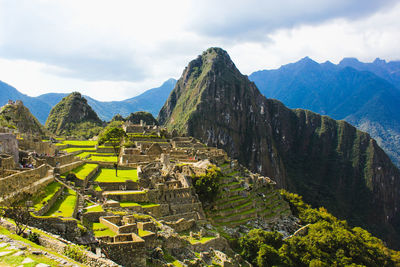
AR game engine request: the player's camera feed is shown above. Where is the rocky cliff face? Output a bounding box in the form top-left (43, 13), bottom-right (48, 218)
top-left (45, 92), bottom-right (102, 136)
top-left (158, 47), bottom-right (400, 248)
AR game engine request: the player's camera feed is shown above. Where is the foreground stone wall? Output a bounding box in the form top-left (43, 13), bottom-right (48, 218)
top-left (18, 139), bottom-right (56, 155)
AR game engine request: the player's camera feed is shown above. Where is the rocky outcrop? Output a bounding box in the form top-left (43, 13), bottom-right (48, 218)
top-left (158, 47), bottom-right (400, 248)
top-left (0, 100), bottom-right (47, 136)
top-left (45, 92), bottom-right (102, 136)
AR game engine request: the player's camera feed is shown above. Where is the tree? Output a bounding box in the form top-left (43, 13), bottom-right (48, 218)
top-left (1, 204), bottom-right (32, 236)
top-left (98, 127), bottom-right (127, 176)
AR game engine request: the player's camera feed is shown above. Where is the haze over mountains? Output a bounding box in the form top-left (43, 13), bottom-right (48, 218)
top-left (0, 78), bottom-right (176, 124)
top-left (249, 57), bottom-right (400, 167)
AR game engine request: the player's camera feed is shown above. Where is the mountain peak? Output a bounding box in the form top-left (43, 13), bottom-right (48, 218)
top-left (373, 57), bottom-right (386, 65)
top-left (45, 91), bottom-right (102, 136)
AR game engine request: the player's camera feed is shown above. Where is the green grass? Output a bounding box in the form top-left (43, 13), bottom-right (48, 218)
top-left (63, 140), bottom-right (97, 146)
top-left (32, 181), bottom-right (62, 211)
top-left (44, 188), bottom-right (77, 217)
top-left (75, 152), bottom-right (92, 159)
top-left (93, 184), bottom-right (102, 191)
top-left (138, 229), bottom-right (154, 237)
top-left (89, 155), bottom-right (118, 162)
top-left (63, 163), bottom-right (98, 180)
top-left (119, 201), bottom-right (159, 208)
top-left (61, 147), bottom-right (96, 153)
top-left (185, 235), bottom-right (216, 244)
top-left (85, 205), bottom-right (104, 212)
top-left (94, 168), bottom-right (138, 183)
top-left (90, 222), bottom-right (116, 237)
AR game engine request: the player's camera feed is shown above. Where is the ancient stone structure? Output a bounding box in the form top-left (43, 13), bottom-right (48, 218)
top-left (0, 133), bottom-right (19, 163)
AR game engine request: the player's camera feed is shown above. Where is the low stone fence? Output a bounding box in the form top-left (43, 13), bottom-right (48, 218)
top-left (82, 211), bottom-right (109, 223)
top-left (99, 237), bottom-right (146, 267)
top-left (29, 214), bottom-right (82, 242)
top-left (35, 185), bottom-right (65, 216)
top-left (0, 164), bottom-right (50, 198)
top-left (18, 139), bottom-right (56, 155)
top-left (97, 180), bottom-right (138, 191)
top-left (46, 154), bottom-right (77, 167)
top-left (165, 218), bottom-right (195, 232)
top-left (104, 191), bottom-right (148, 203)
top-left (57, 161), bottom-right (83, 175)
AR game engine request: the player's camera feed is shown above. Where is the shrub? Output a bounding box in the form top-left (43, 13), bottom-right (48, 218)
top-left (64, 244), bottom-right (87, 263)
top-left (192, 165), bottom-right (221, 203)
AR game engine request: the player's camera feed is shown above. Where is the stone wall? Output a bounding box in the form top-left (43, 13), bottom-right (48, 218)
top-left (0, 154), bottom-right (15, 170)
top-left (97, 180), bottom-right (138, 191)
top-left (46, 154), bottom-right (77, 167)
top-left (29, 214), bottom-right (83, 242)
top-left (0, 164), bottom-right (50, 198)
top-left (18, 139), bottom-right (56, 155)
top-left (57, 161), bottom-right (83, 175)
top-left (0, 133), bottom-right (19, 163)
top-left (100, 238), bottom-right (146, 267)
top-left (165, 218), bottom-right (195, 232)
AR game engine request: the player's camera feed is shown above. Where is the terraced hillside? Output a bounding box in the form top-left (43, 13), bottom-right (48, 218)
top-left (208, 163), bottom-right (290, 228)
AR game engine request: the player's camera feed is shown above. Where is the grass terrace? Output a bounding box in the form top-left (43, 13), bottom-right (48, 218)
top-left (85, 205), bottom-right (104, 212)
top-left (119, 201), bottom-right (159, 208)
top-left (63, 140), bottom-right (98, 146)
top-left (88, 155), bottom-right (117, 162)
top-left (61, 147), bottom-right (97, 153)
top-left (62, 163), bottom-right (98, 180)
top-left (31, 181), bottom-right (62, 211)
top-left (44, 188), bottom-right (77, 218)
top-left (90, 222), bottom-right (116, 237)
top-left (94, 168), bottom-right (138, 183)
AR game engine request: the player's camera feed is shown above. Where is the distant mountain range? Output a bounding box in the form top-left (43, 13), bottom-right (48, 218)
top-left (249, 57), bottom-right (400, 167)
top-left (0, 78), bottom-right (176, 124)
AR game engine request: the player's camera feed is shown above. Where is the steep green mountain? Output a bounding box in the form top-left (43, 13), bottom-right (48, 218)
top-left (158, 47), bottom-right (400, 248)
top-left (45, 92), bottom-right (103, 137)
top-left (0, 100), bottom-right (46, 136)
top-left (249, 58), bottom-right (400, 167)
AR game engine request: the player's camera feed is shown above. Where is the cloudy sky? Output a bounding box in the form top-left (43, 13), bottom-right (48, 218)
top-left (0, 0), bottom-right (399, 101)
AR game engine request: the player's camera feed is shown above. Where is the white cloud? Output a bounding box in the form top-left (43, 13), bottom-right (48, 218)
top-left (0, 0), bottom-right (399, 100)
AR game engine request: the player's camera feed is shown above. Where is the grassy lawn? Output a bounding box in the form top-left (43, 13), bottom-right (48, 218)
top-left (63, 163), bottom-right (98, 180)
top-left (85, 205), bottom-right (104, 212)
top-left (75, 152), bottom-right (92, 159)
top-left (32, 181), bottom-right (62, 211)
top-left (119, 201), bottom-right (159, 208)
top-left (63, 140), bottom-right (98, 146)
top-left (138, 229), bottom-right (154, 237)
top-left (185, 235), bottom-right (216, 244)
top-left (90, 222), bottom-right (116, 237)
top-left (61, 147), bottom-right (96, 153)
top-left (44, 188), bottom-right (77, 217)
top-left (93, 184), bottom-right (102, 191)
top-left (94, 168), bottom-right (138, 183)
top-left (89, 155), bottom-right (117, 162)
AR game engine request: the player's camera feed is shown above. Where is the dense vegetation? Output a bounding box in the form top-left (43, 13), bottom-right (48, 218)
top-left (125, 111), bottom-right (158, 125)
top-left (192, 165), bottom-right (221, 204)
top-left (239, 191), bottom-right (400, 266)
